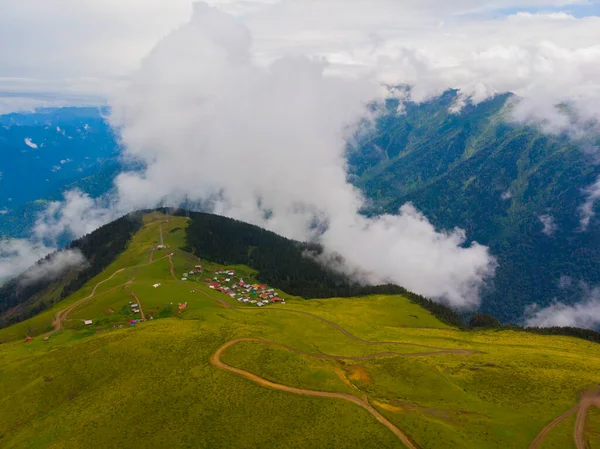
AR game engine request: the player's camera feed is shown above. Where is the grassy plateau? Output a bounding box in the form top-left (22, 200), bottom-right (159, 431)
top-left (0, 212), bottom-right (599, 448)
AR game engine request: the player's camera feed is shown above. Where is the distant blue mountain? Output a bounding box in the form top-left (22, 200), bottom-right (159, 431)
top-left (0, 107), bottom-right (121, 238)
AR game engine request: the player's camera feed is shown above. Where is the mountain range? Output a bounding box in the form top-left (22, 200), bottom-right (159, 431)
top-left (0, 107), bottom-right (121, 240)
top-left (347, 90), bottom-right (600, 322)
top-left (1, 94), bottom-right (599, 324)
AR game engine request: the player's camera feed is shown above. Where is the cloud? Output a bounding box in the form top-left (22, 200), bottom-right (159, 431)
top-left (539, 214), bottom-right (558, 236)
top-left (0, 239), bottom-right (54, 285)
top-left (0, 0), bottom-right (598, 134)
top-left (24, 137), bottom-right (38, 149)
top-left (105, 2), bottom-right (496, 308)
top-left (33, 189), bottom-right (119, 244)
top-left (20, 249), bottom-right (87, 286)
top-left (580, 175), bottom-right (600, 230)
top-left (525, 285), bottom-right (600, 330)
top-left (0, 189), bottom-right (120, 286)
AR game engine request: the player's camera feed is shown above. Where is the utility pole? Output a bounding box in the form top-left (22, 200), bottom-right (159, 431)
top-left (159, 223), bottom-right (164, 246)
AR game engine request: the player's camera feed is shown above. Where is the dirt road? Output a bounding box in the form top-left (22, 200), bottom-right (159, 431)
top-left (50, 268), bottom-right (127, 333)
top-left (529, 387), bottom-right (600, 449)
top-left (574, 389), bottom-right (600, 449)
top-left (168, 254), bottom-right (177, 281)
top-left (528, 405), bottom-right (578, 449)
top-left (211, 337), bottom-right (420, 449)
top-left (48, 255), bottom-right (171, 334)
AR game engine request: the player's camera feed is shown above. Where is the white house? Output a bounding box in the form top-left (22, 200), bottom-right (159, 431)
top-left (84, 320), bottom-right (93, 325)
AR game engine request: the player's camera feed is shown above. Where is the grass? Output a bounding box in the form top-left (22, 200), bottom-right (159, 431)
top-left (1, 212), bottom-right (600, 448)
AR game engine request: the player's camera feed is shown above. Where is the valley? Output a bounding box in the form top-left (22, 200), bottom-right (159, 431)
top-left (1, 212), bottom-right (599, 448)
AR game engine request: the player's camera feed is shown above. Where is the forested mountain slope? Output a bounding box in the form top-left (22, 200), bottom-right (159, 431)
top-left (0, 213), bottom-right (142, 327)
top-left (348, 90), bottom-right (600, 322)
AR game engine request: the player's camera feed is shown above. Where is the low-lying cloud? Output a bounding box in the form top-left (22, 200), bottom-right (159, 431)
top-left (0, 190), bottom-right (117, 287)
top-left (33, 189), bottom-right (119, 244)
top-left (525, 285), bottom-right (600, 330)
top-left (104, 2), bottom-right (496, 309)
top-left (539, 214), bottom-right (557, 236)
top-left (0, 239), bottom-right (54, 285)
top-left (20, 249), bottom-right (87, 286)
top-left (580, 176), bottom-right (600, 231)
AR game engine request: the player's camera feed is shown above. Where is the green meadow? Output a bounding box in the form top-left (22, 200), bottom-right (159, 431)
top-left (1, 212), bottom-right (599, 448)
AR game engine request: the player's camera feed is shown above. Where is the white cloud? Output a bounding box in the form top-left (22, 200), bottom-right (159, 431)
top-left (0, 0), bottom-right (598, 133)
top-left (24, 137), bottom-right (38, 149)
top-left (580, 175), bottom-right (600, 230)
top-left (33, 190), bottom-right (119, 244)
top-left (525, 285), bottom-right (600, 330)
top-left (0, 190), bottom-right (119, 286)
top-left (106, 2), bottom-right (496, 308)
top-left (20, 249), bottom-right (87, 286)
top-left (0, 239), bottom-right (54, 285)
top-left (539, 214), bottom-right (558, 236)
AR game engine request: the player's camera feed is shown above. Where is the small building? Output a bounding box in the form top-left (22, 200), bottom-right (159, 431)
top-left (153, 283), bottom-right (161, 288)
top-left (84, 320), bottom-right (93, 325)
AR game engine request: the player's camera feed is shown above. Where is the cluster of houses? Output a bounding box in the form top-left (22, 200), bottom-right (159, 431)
top-left (205, 269), bottom-right (286, 307)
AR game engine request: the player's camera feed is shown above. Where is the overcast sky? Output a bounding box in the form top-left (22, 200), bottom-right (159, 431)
top-left (1, 0), bottom-right (599, 113)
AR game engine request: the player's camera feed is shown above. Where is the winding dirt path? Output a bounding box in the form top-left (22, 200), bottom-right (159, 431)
top-left (528, 405), bottom-right (578, 449)
top-left (48, 255), bottom-right (171, 334)
top-left (529, 387), bottom-right (600, 449)
top-left (168, 254), bottom-right (177, 281)
top-left (50, 268), bottom-right (126, 332)
top-left (574, 390), bottom-right (600, 449)
top-left (211, 338), bottom-right (421, 449)
top-left (204, 288), bottom-right (477, 447)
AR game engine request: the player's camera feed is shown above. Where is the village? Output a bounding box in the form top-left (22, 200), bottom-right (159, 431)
top-left (184, 266), bottom-right (287, 307)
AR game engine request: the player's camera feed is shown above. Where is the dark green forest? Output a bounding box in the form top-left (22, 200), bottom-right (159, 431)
top-left (0, 212), bottom-right (142, 328)
top-left (347, 90), bottom-right (600, 323)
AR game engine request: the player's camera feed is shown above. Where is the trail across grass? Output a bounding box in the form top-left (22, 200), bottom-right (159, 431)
top-left (212, 337), bottom-right (421, 449)
top-left (4, 212), bottom-right (600, 448)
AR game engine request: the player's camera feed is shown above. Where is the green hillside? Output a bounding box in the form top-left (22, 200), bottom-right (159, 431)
top-left (1, 212), bottom-right (600, 448)
top-left (348, 90), bottom-right (600, 323)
